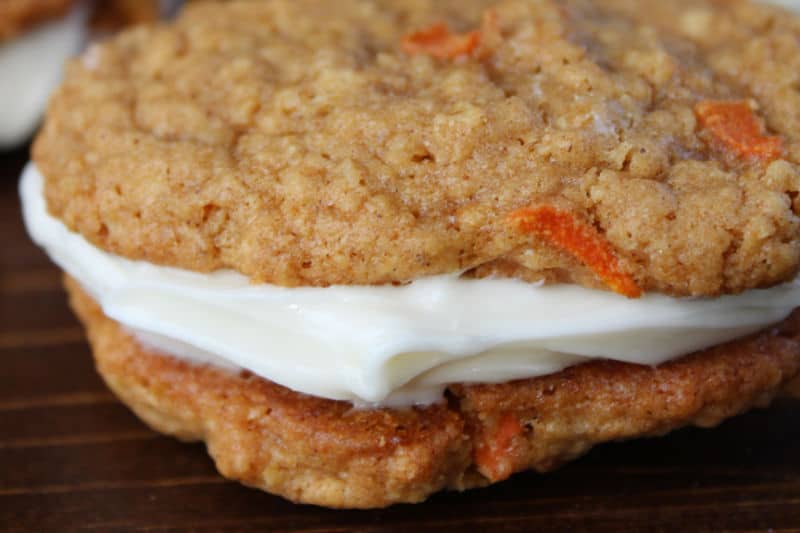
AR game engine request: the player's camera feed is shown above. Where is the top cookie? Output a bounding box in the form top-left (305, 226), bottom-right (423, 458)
top-left (0, 0), bottom-right (74, 41)
top-left (33, 0), bottom-right (800, 296)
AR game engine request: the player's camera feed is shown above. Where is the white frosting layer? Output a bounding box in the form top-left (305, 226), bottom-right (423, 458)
top-left (20, 163), bottom-right (800, 406)
top-left (0, 3), bottom-right (88, 149)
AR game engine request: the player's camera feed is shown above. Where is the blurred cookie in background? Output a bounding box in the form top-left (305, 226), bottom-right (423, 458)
top-left (91, 0), bottom-right (161, 32)
top-left (0, 0), bottom-right (175, 150)
top-left (0, 0), bottom-right (76, 42)
top-left (0, 1), bottom-right (88, 149)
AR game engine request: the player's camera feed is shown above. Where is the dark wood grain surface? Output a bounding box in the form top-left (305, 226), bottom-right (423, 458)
top-left (2, 145), bottom-right (800, 532)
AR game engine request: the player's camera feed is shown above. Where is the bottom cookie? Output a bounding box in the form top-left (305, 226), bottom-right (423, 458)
top-left (65, 276), bottom-right (800, 509)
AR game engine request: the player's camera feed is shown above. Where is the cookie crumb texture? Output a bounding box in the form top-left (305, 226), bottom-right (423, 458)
top-left (36, 0), bottom-right (800, 295)
top-left (67, 277), bottom-right (800, 508)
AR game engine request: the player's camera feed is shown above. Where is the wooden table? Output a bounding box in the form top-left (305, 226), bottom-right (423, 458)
top-left (1, 145), bottom-right (800, 532)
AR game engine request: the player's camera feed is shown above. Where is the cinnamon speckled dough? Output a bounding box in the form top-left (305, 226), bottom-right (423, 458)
top-left (35, 0), bottom-right (800, 295)
top-left (0, 0), bottom-right (74, 41)
top-left (66, 277), bottom-right (800, 508)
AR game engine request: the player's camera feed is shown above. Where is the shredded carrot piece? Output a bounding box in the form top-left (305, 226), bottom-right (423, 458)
top-left (694, 100), bottom-right (783, 162)
top-left (401, 22), bottom-right (481, 59)
top-left (401, 10), bottom-right (500, 60)
top-left (508, 206), bottom-right (642, 298)
top-left (494, 413), bottom-right (522, 450)
top-left (474, 413), bottom-right (523, 482)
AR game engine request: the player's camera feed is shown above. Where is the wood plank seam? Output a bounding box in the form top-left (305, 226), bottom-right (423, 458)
top-left (0, 327), bottom-right (85, 349)
top-left (0, 430), bottom-right (158, 450)
top-left (0, 392), bottom-right (118, 412)
top-left (0, 269), bottom-right (62, 292)
top-left (0, 476), bottom-right (228, 496)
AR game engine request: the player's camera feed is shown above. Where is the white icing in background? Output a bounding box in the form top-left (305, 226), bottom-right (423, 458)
top-left (0, 2), bottom-right (88, 148)
top-left (19, 164), bottom-right (800, 406)
top-left (0, 0), bottom-right (183, 149)
top-left (764, 0), bottom-right (800, 10)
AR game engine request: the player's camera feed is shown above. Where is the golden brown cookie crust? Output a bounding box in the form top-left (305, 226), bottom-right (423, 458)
top-left (66, 276), bottom-right (800, 508)
top-left (0, 0), bottom-right (74, 42)
top-left (34, 0), bottom-right (800, 296)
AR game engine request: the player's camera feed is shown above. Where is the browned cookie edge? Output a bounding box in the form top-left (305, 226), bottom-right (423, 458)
top-left (65, 276), bottom-right (800, 508)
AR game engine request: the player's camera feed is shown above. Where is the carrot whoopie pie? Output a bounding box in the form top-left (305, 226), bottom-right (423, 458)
top-left (21, 0), bottom-right (800, 508)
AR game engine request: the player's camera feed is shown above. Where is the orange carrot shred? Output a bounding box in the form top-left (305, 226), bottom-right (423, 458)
top-left (474, 413), bottom-right (523, 482)
top-left (494, 412), bottom-right (522, 450)
top-left (694, 100), bottom-right (783, 162)
top-left (508, 206), bottom-right (642, 298)
top-left (401, 22), bottom-right (481, 60)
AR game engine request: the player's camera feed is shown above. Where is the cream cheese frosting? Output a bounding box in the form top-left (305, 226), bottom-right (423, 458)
top-left (0, 2), bottom-right (88, 149)
top-left (20, 163), bottom-right (800, 406)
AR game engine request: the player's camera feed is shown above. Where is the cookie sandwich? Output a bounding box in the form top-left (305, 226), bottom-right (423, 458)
top-left (21, 0), bottom-right (800, 508)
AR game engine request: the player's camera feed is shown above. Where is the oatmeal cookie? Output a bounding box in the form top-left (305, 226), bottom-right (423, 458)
top-left (33, 0), bottom-right (800, 296)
